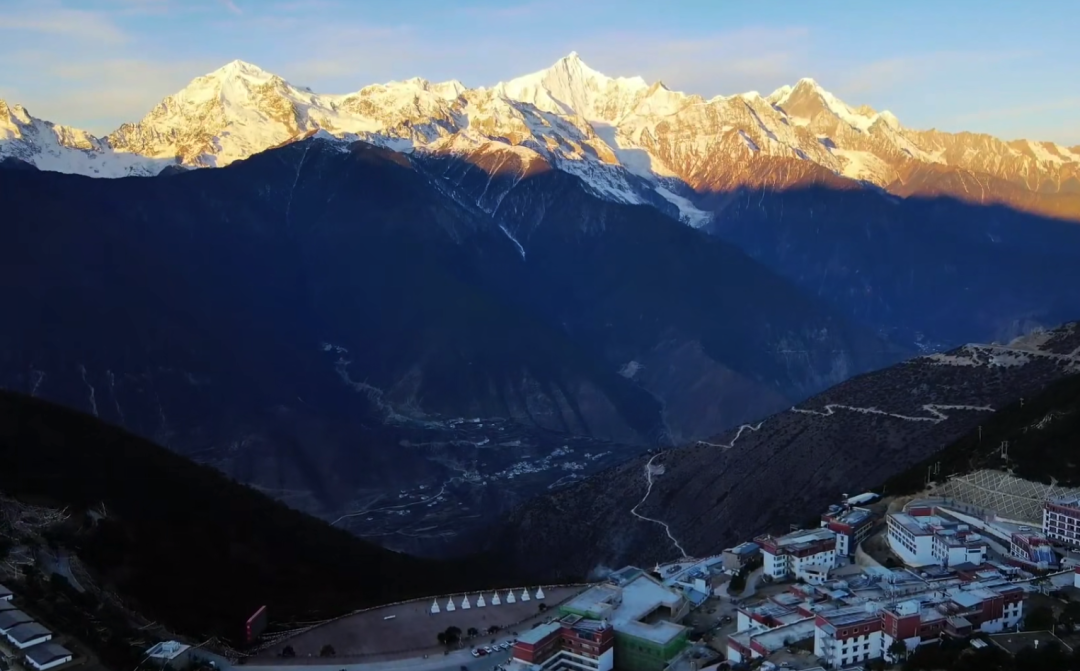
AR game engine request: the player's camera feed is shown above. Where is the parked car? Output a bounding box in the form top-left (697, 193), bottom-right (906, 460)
top-left (471, 650), bottom-right (481, 658)
top-left (483, 646), bottom-right (493, 653)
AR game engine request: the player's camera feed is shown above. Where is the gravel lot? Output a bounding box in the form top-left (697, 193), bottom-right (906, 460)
top-left (254, 586), bottom-right (589, 662)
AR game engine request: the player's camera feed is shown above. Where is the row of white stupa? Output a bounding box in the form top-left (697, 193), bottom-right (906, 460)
top-left (430, 587), bottom-right (545, 613)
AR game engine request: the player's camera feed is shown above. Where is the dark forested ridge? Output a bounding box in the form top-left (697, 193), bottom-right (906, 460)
top-left (482, 324), bottom-right (1080, 578)
top-left (884, 371), bottom-right (1080, 496)
top-left (0, 391), bottom-right (518, 643)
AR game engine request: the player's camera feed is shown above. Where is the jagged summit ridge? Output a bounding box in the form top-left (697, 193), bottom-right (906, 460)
top-left (3, 53), bottom-right (1080, 222)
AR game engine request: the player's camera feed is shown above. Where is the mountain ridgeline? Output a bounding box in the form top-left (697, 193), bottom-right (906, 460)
top-left (484, 323), bottom-right (1080, 578)
top-left (5, 55), bottom-right (1080, 356)
top-left (0, 138), bottom-right (894, 556)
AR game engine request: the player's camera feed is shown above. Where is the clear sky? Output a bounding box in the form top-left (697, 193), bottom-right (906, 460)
top-left (1, 0), bottom-right (1077, 144)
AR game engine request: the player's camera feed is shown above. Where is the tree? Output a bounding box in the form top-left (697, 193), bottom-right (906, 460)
top-left (1023, 604), bottom-right (1056, 631)
top-left (1058, 601), bottom-right (1080, 632)
top-left (440, 626), bottom-right (461, 647)
top-left (467, 627), bottom-right (479, 638)
top-left (538, 602), bottom-right (548, 612)
top-left (886, 639), bottom-right (907, 662)
top-left (319, 645), bottom-right (335, 657)
top-left (280, 646), bottom-right (295, 658)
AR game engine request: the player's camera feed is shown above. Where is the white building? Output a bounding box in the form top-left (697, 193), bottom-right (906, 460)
top-left (1044, 497), bottom-right (1080, 545)
top-left (812, 580), bottom-right (1026, 668)
top-left (755, 528), bottom-right (838, 581)
top-left (887, 506), bottom-right (987, 568)
top-left (821, 506), bottom-right (876, 557)
top-left (146, 641), bottom-right (192, 667)
top-left (814, 604), bottom-right (883, 669)
top-left (6, 622), bottom-right (53, 650)
top-left (24, 643), bottom-right (74, 671)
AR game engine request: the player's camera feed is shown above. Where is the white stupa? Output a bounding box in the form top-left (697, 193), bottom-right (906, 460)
top-left (506, 590), bottom-right (516, 604)
top-left (462, 595), bottom-right (471, 609)
top-left (521, 589), bottom-right (531, 601)
top-left (431, 599), bottom-right (441, 614)
top-left (477, 594), bottom-right (487, 607)
top-left (446, 598), bottom-right (456, 612)
top-left (491, 592), bottom-right (501, 605)
top-left (535, 587), bottom-right (545, 600)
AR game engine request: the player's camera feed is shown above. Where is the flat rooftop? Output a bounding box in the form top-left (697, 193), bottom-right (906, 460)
top-left (991, 630), bottom-right (1073, 656)
top-left (747, 618), bottom-right (817, 653)
top-left (817, 605), bottom-right (881, 633)
top-left (517, 620), bottom-right (561, 645)
top-left (0, 584), bottom-right (11, 599)
top-left (826, 508), bottom-right (873, 526)
top-left (890, 512), bottom-right (933, 537)
top-left (727, 542), bottom-right (760, 555)
top-left (772, 527), bottom-right (835, 547)
top-left (566, 574), bottom-right (687, 646)
top-left (1049, 496), bottom-right (1080, 509)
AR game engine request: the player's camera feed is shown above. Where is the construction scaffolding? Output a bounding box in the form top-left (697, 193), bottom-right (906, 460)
top-left (933, 469), bottom-right (1080, 524)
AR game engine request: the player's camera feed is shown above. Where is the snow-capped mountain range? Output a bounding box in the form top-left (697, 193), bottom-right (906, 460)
top-left (4, 53), bottom-right (1080, 222)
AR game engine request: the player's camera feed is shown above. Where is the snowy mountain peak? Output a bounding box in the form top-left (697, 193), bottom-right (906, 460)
top-left (4, 58), bottom-right (1080, 225)
top-left (497, 53), bottom-right (650, 122)
top-left (381, 76), bottom-right (466, 100)
top-left (209, 59), bottom-right (277, 81)
top-left (0, 99), bottom-right (32, 126)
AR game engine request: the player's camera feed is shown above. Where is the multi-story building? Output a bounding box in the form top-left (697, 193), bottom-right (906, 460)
top-left (821, 505), bottom-right (876, 557)
top-left (755, 528), bottom-right (838, 582)
top-left (814, 604), bottom-right (884, 669)
top-left (886, 507), bottom-right (987, 568)
top-left (558, 567), bottom-right (689, 671)
top-left (510, 615), bottom-right (615, 671)
top-left (721, 542), bottom-right (761, 572)
top-left (812, 583), bottom-right (1025, 667)
top-left (1009, 530), bottom-right (1057, 570)
top-left (1043, 497), bottom-right (1080, 545)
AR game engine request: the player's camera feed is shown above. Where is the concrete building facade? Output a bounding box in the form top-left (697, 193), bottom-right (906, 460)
top-left (511, 616), bottom-right (615, 671)
top-left (887, 507), bottom-right (987, 568)
top-left (755, 528), bottom-right (838, 582)
top-left (1043, 497), bottom-right (1080, 546)
top-left (820, 505), bottom-right (876, 557)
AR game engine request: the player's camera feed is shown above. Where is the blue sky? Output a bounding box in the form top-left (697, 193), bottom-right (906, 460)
top-left (1, 0), bottom-right (1077, 144)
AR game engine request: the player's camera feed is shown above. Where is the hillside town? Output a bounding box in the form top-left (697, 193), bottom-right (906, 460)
top-left (487, 491), bottom-right (1080, 671)
top-left (7, 492), bottom-right (1080, 671)
top-left (116, 492), bottom-right (1080, 671)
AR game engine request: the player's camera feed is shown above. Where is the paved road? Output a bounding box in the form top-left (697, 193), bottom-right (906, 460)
top-left (245, 643), bottom-right (514, 671)
top-left (738, 568), bottom-right (763, 599)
